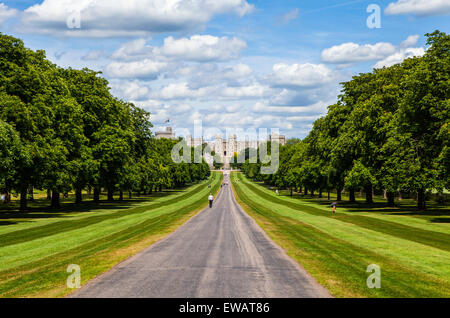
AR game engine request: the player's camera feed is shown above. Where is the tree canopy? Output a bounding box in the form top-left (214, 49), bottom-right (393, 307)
top-left (241, 31), bottom-right (449, 210)
top-left (0, 33), bottom-right (210, 210)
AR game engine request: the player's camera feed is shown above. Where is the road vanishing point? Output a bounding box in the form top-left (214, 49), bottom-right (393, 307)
top-left (72, 173), bottom-right (331, 298)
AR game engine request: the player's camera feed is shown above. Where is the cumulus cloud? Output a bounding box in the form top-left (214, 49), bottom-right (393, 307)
top-left (111, 39), bottom-right (155, 61)
top-left (20, 0), bottom-right (254, 37)
top-left (400, 34), bottom-right (419, 48)
top-left (322, 35), bottom-right (426, 68)
top-left (252, 101), bottom-right (329, 116)
top-left (321, 42), bottom-right (396, 64)
top-left (221, 84), bottom-right (269, 99)
top-left (105, 59), bottom-right (168, 79)
top-left (385, 0), bottom-right (450, 17)
top-left (82, 50), bottom-right (108, 61)
top-left (109, 81), bottom-right (150, 100)
top-left (111, 35), bottom-right (247, 63)
top-left (158, 82), bottom-right (212, 100)
top-left (0, 3), bottom-right (17, 24)
top-left (154, 82), bottom-right (269, 101)
top-left (268, 63), bottom-right (337, 88)
top-left (159, 35), bottom-right (247, 62)
top-left (174, 63), bottom-right (253, 88)
top-left (374, 47), bottom-right (425, 68)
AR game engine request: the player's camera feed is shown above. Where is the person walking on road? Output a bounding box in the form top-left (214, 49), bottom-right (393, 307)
top-left (331, 201), bottom-right (337, 214)
top-left (208, 193), bottom-right (214, 208)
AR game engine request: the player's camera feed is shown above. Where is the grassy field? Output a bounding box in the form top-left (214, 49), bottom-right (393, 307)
top-left (0, 172), bottom-right (222, 298)
top-left (231, 172), bottom-right (450, 298)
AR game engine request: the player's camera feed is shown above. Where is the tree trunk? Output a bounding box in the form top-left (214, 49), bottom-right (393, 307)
top-left (159, 185), bottom-right (162, 192)
top-left (149, 187), bottom-right (152, 195)
top-left (349, 189), bottom-right (356, 202)
top-left (29, 186), bottom-right (35, 202)
top-left (75, 188), bottom-right (82, 204)
top-left (128, 191), bottom-right (132, 199)
top-left (383, 189), bottom-right (387, 199)
top-left (107, 189), bottom-right (114, 201)
top-left (304, 188), bottom-right (308, 196)
top-left (365, 184), bottom-right (373, 204)
top-left (387, 191), bottom-right (395, 207)
top-left (51, 190), bottom-right (60, 208)
top-left (398, 191), bottom-right (402, 201)
top-left (93, 187), bottom-right (100, 202)
top-left (119, 190), bottom-right (124, 201)
top-left (290, 188), bottom-right (293, 197)
top-left (310, 189), bottom-right (315, 197)
top-left (20, 186), bottom-right (28, 211)
top-left (328, 190), bottom-right (330, 201)
top-left (417, 189), bottom-right (426, 210)
top-left (46, 189), bottom-right (52, 200)
top-left (319, 188), bottom-right (323, 198)
top-left (337, 187), bottom-right (342, 201)
top-left (6, 191), bottom-right (11, 203)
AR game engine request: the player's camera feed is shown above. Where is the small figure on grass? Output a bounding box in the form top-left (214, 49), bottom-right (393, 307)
top-left (331, 201), bottom-right (337, 214)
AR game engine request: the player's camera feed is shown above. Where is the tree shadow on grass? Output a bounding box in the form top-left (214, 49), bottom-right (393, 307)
top-left (0, 221), bottom-right (19, 226)
top-left (275, 191), bottom-right (450, 216)
top-left (430, 218), bottom-right (450, 223)
top-left (0, 182), bottom-right (199, 222)
top-left (0, 191), bottom-right (181, 220)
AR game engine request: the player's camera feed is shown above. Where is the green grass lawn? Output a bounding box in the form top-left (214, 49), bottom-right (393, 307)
top-left (0, 172), bottom-right (223, 298)
top-left (231, 172), bottom-right (450, 298)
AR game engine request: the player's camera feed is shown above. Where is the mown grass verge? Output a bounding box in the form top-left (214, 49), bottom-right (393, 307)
top-left (231, 172), bottom-right (450, 298)
top-left (0, 172), bottom-right (222, 298)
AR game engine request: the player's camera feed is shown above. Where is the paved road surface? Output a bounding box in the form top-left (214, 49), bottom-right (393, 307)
top-left (72, 173), bottom-right (330, 298)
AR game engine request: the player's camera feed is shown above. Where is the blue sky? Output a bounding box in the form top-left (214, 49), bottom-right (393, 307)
top-left (0, 0), bottom-right (449, 139)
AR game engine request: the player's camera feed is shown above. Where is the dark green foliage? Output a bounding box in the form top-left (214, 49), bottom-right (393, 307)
top-left (241, 31), bottom-right (449, 210)
top-left (0, 33), bottom-right (210, 210)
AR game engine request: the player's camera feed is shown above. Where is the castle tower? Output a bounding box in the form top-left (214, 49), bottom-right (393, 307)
top-left (269, 133), bottom-right (286, 146)
top-left (156, 127), bottom-right (176, 140)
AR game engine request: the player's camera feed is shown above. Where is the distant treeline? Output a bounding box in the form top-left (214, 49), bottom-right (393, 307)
top-left (0, 33), bottom-right (210, 211)
top-left (237, 31), bottom-right (449, 210)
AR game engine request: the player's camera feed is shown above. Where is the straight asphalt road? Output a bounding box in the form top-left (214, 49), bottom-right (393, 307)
top-left (72, 173), bottom-right (331, 298)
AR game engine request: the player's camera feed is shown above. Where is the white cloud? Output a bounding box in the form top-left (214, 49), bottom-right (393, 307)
top-left (112, 35), bottom-right (247, 62)
top-left (174, 63), bottom-right (253, 88)
top-left (105, 59), bottom-right (168, 79)
top-left (252, 101), bottom-right (329, 115)
top-left (109, 81), bottom-right (150, 100)
top-left (82, 50), bottom-right (108, 61)
top-left (374, 47), bottom-right (425, 68)
top-left (159, 35), bottom-right (247, 62)
top-left (20, 0), bottom-right (254, 37)
top-left (111, 39), bottom-right (155, 61)
top-left (268, 63), bottom-right (337, 88)
top-left (279, 8), bottom-right (299, 24)
top-left (155, 82), bottom-right (269, 101)
top-left (385, 0), bottom-right (450, 16)
top-left (221, 84), bottom-right (269, 99)
top-left (222, 64), bottom-right (252, 79)
top-left (158, 82), bottom-right (212, 100)
top-left (0, 3), bottom-right (17, 24)
top-left (322, 42), bottom-right (396, 64)
top-left (400, 35), bottom-right (419, 48)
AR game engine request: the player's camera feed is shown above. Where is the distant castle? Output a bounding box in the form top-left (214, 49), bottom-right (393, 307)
top-left (155, 127), bottom-right (176, 140)
top-left (186, 133), bottom-right (286, 169)
top-left (155, 127), bottom-right (286, 169)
